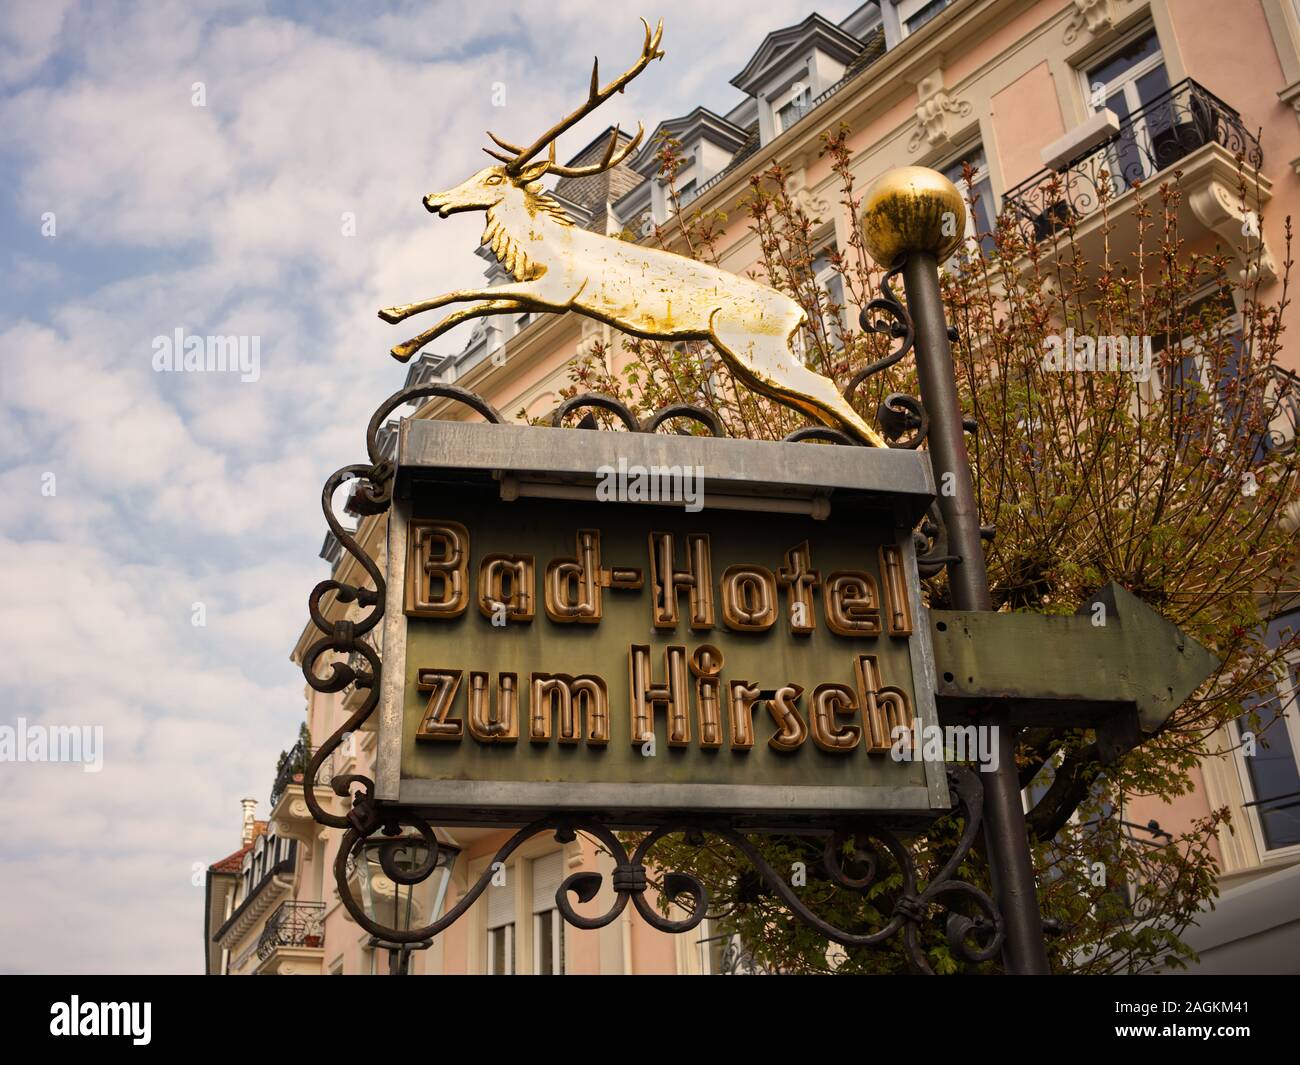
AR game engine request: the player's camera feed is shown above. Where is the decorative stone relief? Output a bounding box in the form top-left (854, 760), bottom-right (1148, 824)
top-left (907, 68), bottom-right (974, 153)
top-left (787, 171), bottom-right (830, 224)
top-left (1186, 179), bottom-right (1277, 284)
top-left (799, 188), bottom-right (830, 224)
top-left (576, 317), bottom-right (606, 361)
top-left (1063, 0), bottom-right (1117, 46)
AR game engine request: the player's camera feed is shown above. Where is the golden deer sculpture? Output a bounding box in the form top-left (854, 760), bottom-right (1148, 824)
top-left (380, 19), bottom-right (886, 447)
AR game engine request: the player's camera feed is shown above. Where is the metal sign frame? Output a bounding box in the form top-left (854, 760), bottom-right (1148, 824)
top-left (297, 382), bottom-right (1008, 974)
top-left (373, 419), bottom-right (949, 828)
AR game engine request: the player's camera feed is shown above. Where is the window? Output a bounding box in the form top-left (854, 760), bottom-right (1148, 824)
top-left (488, 924), bottom-right (514, 974)
top-left (774, 82), bottom-right (811, 134)
top-left (661, 175), bottom-right (698, 219)
top-left (486, 873), bottom-right (515, 975)
top-left (1149, 287), bottom-right (1262, 456)
top-left (696, 918), bottom-right (729, 974)
top-left (811, 250), bottom-right (846, 351)
top-left (1235, 612), bottom-right (1300, 853)
top-left (903, 0), bottom-right (949, 35)
top-left (940, 145), bottom-right (995, 259)
top-left (1081, 28), bottom-right (1170, 192)
top-left (694, 919), bottom-right (769, 974)
top-left (532, 851), bottom-right (566, 975)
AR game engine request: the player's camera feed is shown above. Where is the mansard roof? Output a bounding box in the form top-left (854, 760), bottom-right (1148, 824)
top-left (631, 107), bottom-right (750, 178)
top-left (729, 12), bottom-right (863, 96)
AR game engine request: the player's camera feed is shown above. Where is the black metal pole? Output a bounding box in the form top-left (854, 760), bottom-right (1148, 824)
top-left (900, 251), bottom-right (1050, 975)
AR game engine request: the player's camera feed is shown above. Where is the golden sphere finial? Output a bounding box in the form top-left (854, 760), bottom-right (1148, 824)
top-left (859, 166), bottom-right (966, 267)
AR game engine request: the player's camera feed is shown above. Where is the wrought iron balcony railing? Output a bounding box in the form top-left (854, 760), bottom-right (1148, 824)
top-left (256, 901), bottom-right (325, 960)
top-left (1003, 79), bottom-right (1262, 241)
top-left (270, 741), bottom-right (335, 808)
top-left (1267, 364), bottom-right (1299, 454)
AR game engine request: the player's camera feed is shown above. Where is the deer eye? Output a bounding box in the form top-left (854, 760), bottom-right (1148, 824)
top-left (485, 174), bottom-right (503, 185)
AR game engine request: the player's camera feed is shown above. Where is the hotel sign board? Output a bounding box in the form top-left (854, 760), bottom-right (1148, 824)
top-left (374, 420), bottom-right (949, 828)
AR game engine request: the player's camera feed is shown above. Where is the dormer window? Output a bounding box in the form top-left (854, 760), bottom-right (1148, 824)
top-left (774, 82), bottom-right (813, 134)
top-left (628, 107), bottom-right (749, 224)
top-left (881, 0), bottom-right (949, 48)
top-left (902, 0), bottom-right (950, 37)
top-left (730, 14), bottom-right (864, 146)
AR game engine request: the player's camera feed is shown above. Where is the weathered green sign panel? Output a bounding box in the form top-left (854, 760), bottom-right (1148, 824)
top-left (375, 421), bottom-right (948, 828)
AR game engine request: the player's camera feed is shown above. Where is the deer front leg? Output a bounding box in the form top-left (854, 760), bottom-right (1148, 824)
top-left (380, 283), bottom-right (553, 324)
top-left (391, 298), bottom-right (532, 362)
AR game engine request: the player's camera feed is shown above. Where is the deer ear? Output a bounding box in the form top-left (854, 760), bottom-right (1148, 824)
top-left (518, 159), bottom-right (551, 183)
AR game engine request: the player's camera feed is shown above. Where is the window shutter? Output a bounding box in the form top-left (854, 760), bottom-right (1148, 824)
top-left (532, 850), bottom-right (565, 913)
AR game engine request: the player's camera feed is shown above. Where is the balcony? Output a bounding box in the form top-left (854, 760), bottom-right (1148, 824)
top-left (1268, 366), bottom-right (1300, 456)
top-left (255, 901), bottom-right (325, 975)
top-left (270, 740), bottom-right (340, 840)
top-left (1267, 367), bottom-right (1300, 532)
top-left (1003, 80), bottom-right (1269, 278)
top-left (270, 739), bottom-right (335, 809)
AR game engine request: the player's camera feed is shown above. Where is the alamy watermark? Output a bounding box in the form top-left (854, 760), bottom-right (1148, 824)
top-left (50, 997), bottom-right (150, 1045)
top-left (1042, 329), bottom-right (1153, 382)
top-left (0, 718), bottom-right (103, 772)
top-left (152, 328), bottom-right (261, 382)
top-left (889, 718), bottom-right (1000, 773)
top-left (596, 457), bottom-right (704, 512)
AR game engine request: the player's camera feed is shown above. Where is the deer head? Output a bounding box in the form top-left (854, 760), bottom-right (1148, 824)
top-left (421, 18), bottom-right (664, 218)
top-left (422, 160), bottom-right (549, 217)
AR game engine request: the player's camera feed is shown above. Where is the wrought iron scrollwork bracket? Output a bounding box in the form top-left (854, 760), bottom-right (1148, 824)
top-left (299, 379), bottom-right (1004, 973)
top-left (848, 258), bottom-right (995, 575)
top-left (847, 258), bottom-right (931, 452)
top-left (550, 393), bottom-right (726, 438)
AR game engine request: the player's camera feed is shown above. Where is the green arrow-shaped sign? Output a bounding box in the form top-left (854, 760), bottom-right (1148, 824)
top-left (929, 582), bottom-right (1220, 759)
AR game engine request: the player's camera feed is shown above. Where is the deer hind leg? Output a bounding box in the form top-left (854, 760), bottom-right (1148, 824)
top-left (708, 317), bottom-right (887, 447)
top-left (391, 299), bottom-right (528, 362)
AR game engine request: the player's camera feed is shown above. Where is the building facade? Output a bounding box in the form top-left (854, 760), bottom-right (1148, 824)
top-left (209, 0), bottom-right (1300, 974)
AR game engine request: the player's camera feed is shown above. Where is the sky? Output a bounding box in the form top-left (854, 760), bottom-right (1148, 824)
top-left (0, 0), bottom-right (859, 973)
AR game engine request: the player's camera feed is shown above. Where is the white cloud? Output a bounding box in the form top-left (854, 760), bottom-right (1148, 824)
top-left (0, 0), bottom-right (859, 974)
top-left (0, 0), bottom-right (73, 90)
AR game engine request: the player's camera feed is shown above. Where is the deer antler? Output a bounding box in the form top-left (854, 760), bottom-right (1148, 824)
top-left (547, 122), bottom-right (646, 177)
top-left (486, 17), bottom-right (664, 176)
